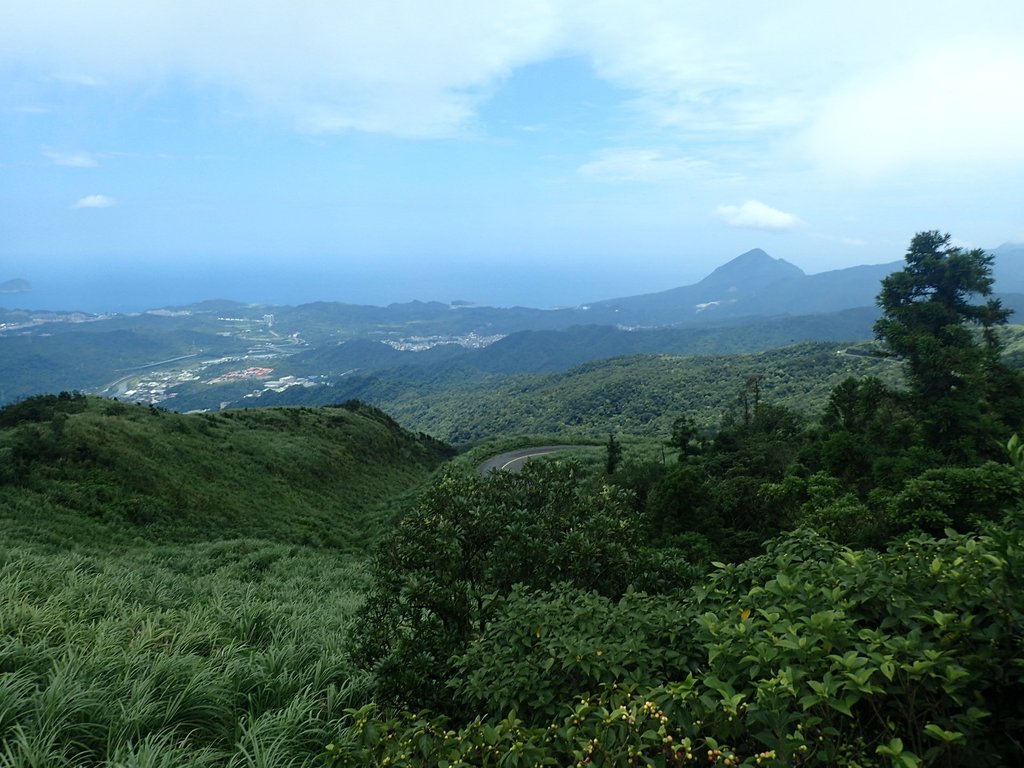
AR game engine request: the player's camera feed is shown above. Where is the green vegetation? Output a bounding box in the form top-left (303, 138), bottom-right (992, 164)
top-left (0, 540), bottom-right (370, 767)
top-left (0, 396), bottom-right (452, 766)
top-left (332, 232), bottom-right (1024, 767)
top-left (875, 230), bottom-right (1024, 461)
top-left (348, 463), bottom-right (691, 715)
top-left (271, 341), bottom-right (900, 443)
top-left (4, 231), bottom-right (1024, 766)
top-left (336, 524), bottom-right (1024, 767)
top-left (1, 395), bottom-right (451, 550)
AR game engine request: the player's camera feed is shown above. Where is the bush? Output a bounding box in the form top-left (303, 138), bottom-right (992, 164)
top-left (336, 524), bottom-right (1024, 767)
top-left (348, 462), bottom-right (649, 713)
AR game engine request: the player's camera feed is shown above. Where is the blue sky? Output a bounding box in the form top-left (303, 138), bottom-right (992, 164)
top-left (2, 1), bottom-right (1023, 309)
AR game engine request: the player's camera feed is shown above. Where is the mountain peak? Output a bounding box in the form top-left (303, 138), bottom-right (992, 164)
top-left (699, 248), bottom-right (804, 290)
top-left (736, 247), bottom-right (772, 261)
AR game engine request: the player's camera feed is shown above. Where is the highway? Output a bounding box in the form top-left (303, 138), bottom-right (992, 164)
top-left (477, 444), bottom-right (599, 475)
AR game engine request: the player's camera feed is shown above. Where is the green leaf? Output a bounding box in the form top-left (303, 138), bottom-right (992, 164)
top-left (876, 737), bottom-right (904, 757)
top-left (880, 661), bottom-right (895, 681)
top-left (923, 723), bottom-right (964, 743)
top-left (828, 695), bottom-right (857, 717)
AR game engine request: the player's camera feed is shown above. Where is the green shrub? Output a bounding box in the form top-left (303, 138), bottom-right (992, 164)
top-left (348, 462), bottom-right (650, 713)
top-left (336, 524), bottom-right (1024, 767)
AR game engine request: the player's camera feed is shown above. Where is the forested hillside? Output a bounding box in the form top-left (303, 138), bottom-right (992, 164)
top-left (259, 341), bottom-right (900, 442)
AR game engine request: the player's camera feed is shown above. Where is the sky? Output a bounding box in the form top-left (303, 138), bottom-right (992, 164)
top-left (1, 1), bottom-right (1023, 310)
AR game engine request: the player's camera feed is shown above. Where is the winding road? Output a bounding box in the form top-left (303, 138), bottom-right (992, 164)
top-left (477, 445), bottom-right (599, 475)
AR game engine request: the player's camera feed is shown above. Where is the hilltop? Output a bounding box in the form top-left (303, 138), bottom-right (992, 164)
top-left (0, 394), bottom-right (453, 551)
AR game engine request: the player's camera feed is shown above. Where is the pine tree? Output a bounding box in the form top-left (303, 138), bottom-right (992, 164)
top-left (874, 230), bottom-right (1022, 459)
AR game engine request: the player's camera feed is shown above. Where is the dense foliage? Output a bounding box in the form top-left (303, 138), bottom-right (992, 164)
top-left (264, 341), bottom-right (899, 443)
top-left (349, 463), bottom-right (694, 714)
top-left (875, 231), bottom-right (1024, 461)
top-left (334, 524), bottom-right (1024, 767)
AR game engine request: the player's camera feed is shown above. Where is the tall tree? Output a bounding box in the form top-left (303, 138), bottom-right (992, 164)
top-left (605, 432), bottom-right (623, 474)
top-left (874, 230), bottom-right (1021, 458)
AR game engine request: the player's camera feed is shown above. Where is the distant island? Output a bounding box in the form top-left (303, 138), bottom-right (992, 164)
top-left (0, 278), bottom-right (31, 294)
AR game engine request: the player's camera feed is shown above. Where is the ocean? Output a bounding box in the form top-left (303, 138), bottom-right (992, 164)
top-left (0, 259), bottom-right (691, 314)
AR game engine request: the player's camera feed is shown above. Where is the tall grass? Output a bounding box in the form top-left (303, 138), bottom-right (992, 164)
top-left (0, 398), bottom-right (456, 764)
top-left (0, 540), bottom-right (369, 766)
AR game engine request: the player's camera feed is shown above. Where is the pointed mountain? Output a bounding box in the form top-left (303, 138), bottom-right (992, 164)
top-left (696, 248), bottom-right (804, 292)
top-left (586, 248), bottom-right (808, 324)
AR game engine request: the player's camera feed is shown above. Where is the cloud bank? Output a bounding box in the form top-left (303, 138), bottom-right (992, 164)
top-left (804, 45), bottom-right (1024, 178)
top-left (2, 0), bottom-right (1022, 166)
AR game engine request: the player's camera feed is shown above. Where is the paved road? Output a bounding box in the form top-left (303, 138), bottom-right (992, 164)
top-left (478, 445), bottom-right (599, 475)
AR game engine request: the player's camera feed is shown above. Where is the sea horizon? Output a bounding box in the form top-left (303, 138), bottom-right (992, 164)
top-left (0, 260), bottom-right (701, 315)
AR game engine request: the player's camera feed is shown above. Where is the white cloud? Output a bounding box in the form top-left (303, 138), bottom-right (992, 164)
top-left (714, 200), bottom-right (801, 231)
top-left (44, 149), bottom-right (98, 167)
top-left (578, 148), bottom-right (713, 182)
top-left (803, 44), bottom-right (1024, 178)
top-left (0, 0), bottom-right (565, 138)
top-left (73, 194), bottom-right (116, 208)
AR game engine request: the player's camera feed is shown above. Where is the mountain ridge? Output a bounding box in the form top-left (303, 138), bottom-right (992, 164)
top-left (582, 249), bottom-right (899, 325)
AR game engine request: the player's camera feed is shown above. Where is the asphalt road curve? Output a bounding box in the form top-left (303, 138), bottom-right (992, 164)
top-left (478, 445), bottom-right (598, 475)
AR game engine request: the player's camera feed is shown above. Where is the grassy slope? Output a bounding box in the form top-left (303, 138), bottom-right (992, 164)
top-left (0, 539), bottom-right (369, 767)
top-left (0, 396), bottom-right (453, 766)
top-left (0, 397), bottom-right (452, 552)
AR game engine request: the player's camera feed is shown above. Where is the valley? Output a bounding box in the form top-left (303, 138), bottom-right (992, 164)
top-left (6, 246), bottom-right (1024, 425)
top-left (0, 248), bottom-right (908, 419)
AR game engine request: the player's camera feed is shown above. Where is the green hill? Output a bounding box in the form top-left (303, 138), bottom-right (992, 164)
top-left (0, 395), bottom-right (457, 766)
top-left (0, 394), bottom-right (453, 552)
top-left (257, 341), bottom-right (901, 442)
